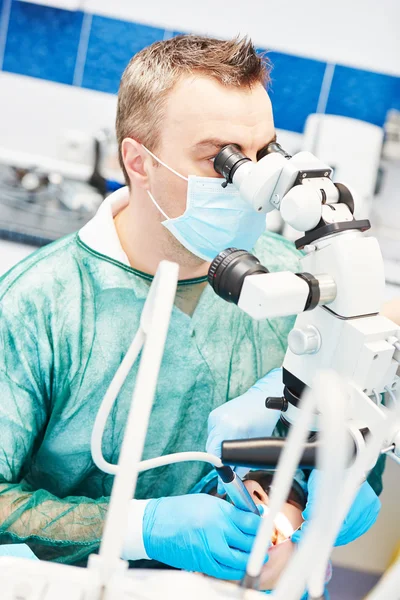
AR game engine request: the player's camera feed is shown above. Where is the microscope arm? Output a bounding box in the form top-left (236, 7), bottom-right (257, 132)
top-left (221, 435), bottom-right (356, 470)
top-left (238, 270), bottom-right (336, 320)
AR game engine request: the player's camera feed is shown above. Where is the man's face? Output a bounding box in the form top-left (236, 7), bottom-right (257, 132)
top-left (147, 74), bottom-right (276, 223)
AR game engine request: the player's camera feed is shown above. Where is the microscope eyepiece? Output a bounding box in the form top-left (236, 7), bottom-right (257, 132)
top-left (263, 141), bottom-right (292, 160)
top-left (208, 248), bottom-right (269, 304)
top-left (213, 144), bottom-right (251, 184)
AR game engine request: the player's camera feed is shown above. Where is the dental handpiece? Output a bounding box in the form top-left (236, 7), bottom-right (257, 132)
top-left (215, 466), bottom-right (260, 515)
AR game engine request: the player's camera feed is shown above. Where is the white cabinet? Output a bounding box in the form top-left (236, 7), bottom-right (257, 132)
top-left (0, 240), bottom-right (36, 278)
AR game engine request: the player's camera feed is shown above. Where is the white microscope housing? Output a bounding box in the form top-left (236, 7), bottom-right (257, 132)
top-left (210, 142), bottom-right (400, 459)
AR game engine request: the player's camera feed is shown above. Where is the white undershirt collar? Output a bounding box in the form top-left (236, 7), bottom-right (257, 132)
top-left (78, 187), bottom-right (131, 266)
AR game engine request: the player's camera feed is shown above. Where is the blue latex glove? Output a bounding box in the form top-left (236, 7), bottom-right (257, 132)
top-left (266, 589), bottom-right (329, 598)
top-left (291, 469), bottom-right (381, 546)
top-left (143, 493), bottom-right (264, 580)
top-left (0, 544), bottom-right (38, 560)
top-left (207, 368), bottom-right (283, 492)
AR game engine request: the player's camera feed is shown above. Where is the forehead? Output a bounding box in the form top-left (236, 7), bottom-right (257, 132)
top-left (161, 75), bottom-right (274, 153)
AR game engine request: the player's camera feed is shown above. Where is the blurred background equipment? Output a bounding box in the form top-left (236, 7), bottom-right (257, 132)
top-left (0, 162), bottom-right (103, 246)
top-left (302, 114), bottom-right (384, 219)
top-left (370, 110), bottom-right (400, 290)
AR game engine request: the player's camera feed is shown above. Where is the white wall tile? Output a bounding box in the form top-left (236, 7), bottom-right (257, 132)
top-left (0, 71), bottom-right (117, 162)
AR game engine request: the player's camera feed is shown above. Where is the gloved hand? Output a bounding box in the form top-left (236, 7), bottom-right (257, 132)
top-left (207, 368), bottom-right (283, 492)
top-left (291, 469), bottom-right (381, 546)
top-left (143, 493), bottom-right (263, 580)
top-left (265, 591), bottom-right (311, 599)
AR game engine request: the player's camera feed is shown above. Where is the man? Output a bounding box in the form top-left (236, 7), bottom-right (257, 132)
top-left (0, 35), bottom-right (381, 580)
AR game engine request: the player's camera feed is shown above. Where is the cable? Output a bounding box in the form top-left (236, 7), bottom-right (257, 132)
top-left (372, 389), bottom-right (381, 406)
top-left (90, 315), bottom-right (224, 478)
top-left (384, 385), bottom-right (398, 409)
top-left (138, 452), bottom-right (223, 472)
top-left (91, 328), bottom-right (145, 475)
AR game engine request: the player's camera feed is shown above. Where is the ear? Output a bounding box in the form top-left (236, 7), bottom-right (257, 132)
top-left (244, 480), bottom-right (269, 505)
top-left (121, 138), bottom-right (152, 189)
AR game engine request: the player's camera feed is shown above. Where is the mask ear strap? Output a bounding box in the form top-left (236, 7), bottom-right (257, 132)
top-left (142, 145), bottom-right (188, 182)
top-left (147, 190), bottom-right (170, 220)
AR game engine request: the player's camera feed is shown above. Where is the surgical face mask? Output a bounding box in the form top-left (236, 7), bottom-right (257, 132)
top-left (143, 145), bottom-right (266, 262)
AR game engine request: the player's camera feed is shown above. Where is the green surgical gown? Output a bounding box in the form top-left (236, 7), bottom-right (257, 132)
top-left (0, 230), bottom-right (384, 565)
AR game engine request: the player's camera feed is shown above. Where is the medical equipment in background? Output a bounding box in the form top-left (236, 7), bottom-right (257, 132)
top-left (370, 110), bottom-right (400, 288)
top-left (0, 162), bottom-right (101, 246)
top-left (302, 114), bottom-right (384, 220)
top-left (382, 110), bottom-right (400, 162)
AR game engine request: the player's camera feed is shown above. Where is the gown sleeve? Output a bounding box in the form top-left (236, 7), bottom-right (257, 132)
top-left (0, 302), bottom-right (108, 565)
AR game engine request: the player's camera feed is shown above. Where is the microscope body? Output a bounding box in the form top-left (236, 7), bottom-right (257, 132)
top-left (210, 141), bottom-right (400, 467)
top-left (282, 228), bottom-right (399, 431)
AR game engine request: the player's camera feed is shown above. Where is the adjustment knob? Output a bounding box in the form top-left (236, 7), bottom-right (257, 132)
top-left (288, 325), bottom-right (321, 355)
top-left (265, 397), bottom-right (288, 412)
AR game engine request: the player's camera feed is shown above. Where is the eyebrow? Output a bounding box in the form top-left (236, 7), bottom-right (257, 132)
top-left (192, 132), bottom-right (277, 154)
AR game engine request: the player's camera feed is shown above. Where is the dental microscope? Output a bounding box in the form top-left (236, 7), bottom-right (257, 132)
top-left (208, 142), bottom-right (400, 472)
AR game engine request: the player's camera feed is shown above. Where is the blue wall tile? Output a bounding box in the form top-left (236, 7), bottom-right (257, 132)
top-left (392, 79), bottom-right (400, 111)
top-left (82, 16), bottom-right (164, 94)
top-left (0, 0), bottom-right (4, 54)
top-left (266, 51), bottom-right (327, 133)
top-left (3, 1), bottom-right (83, 85)
top-left (0, 0), bottom-right (4, 27)
top-left (326, 65), bottom-right (400, 127)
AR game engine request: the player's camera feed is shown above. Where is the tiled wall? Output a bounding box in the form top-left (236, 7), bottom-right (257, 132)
top-left (0, 0), bottom-right (399, 136)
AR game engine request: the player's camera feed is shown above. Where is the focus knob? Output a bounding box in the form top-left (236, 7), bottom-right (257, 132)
top-left (288, 325), bottom-right (321, 355)
top-left (265, 396), bottom-right (288, 412)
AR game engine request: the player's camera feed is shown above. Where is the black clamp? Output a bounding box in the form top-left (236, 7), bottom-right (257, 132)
top-left (296, 272), bottom-right (320, 311)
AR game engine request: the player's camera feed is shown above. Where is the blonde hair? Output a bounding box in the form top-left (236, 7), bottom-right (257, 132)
top-left (116, 35), bottom-right (270, 184)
